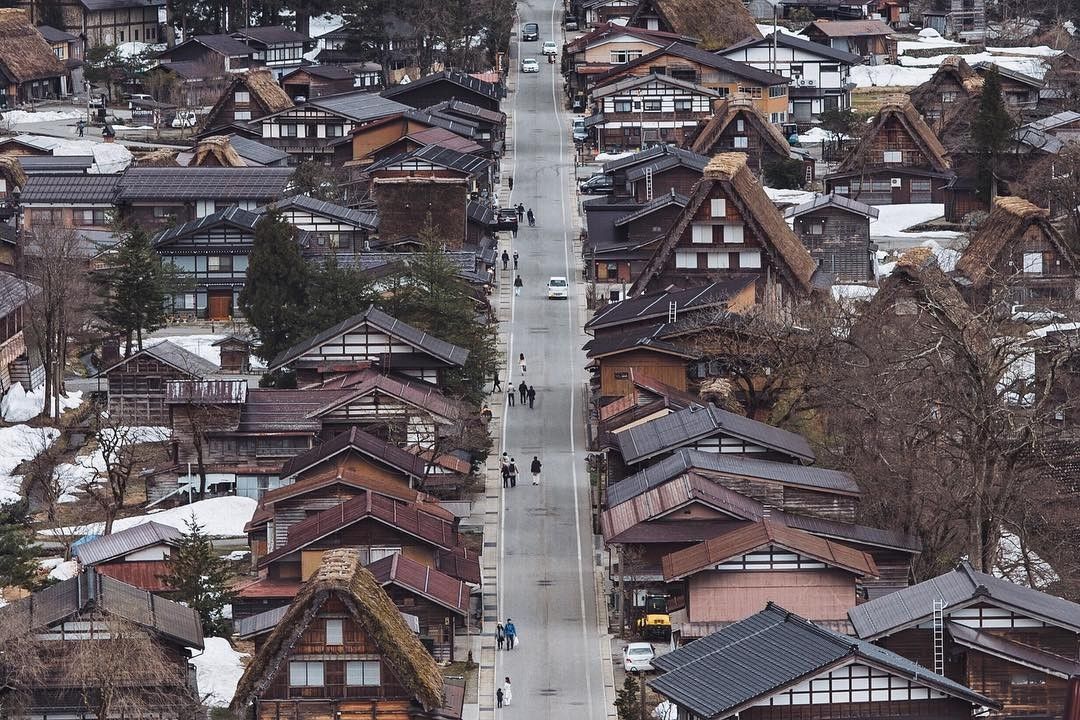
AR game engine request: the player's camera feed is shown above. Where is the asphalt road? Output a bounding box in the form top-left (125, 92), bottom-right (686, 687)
top-left (493, 2), bottom-right (606, 718)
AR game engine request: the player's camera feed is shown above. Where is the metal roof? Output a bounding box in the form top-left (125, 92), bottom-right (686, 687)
top-left (602, 144), bottom-right (707, 174)
top-left (20, 173), bottom-right (120, 203)
top-left (849, 561), bottom-right (1080, 638)
top-left (231, 25), bottom-right (310, 44)
top-left (308, 91), bottom-right (412, 123)
top-left (624, 153), bottom-right (708, 181)
top-left (784, 193), bottom-right (880, 219)
top-left (367, 144), bottom-right (490, 175)
top-left (426, 99), bottom-right (506, 125)
top-left (17, 155), bottom-right (93, 173)
top-left (185, 34), bottom-right (255, 56)
top-left (402, 109), bottom-right (480, 138)
top-left (1026, 110), bottom-right (1080, 131)
top-left (37, 24), bottom-right (77, 42)
top-left (153, 205), bottom-right (261, 246)
top-left (946, 621), bottom-right (1080, 678)
top-left (117, 167), bottom-right (293, 201)
top-left (99, 340), bottom-right (220, 378)
top-left (722, 31), bottom-right (862, 64)
top-left (367, 553), bottom-right (469, 614)
top-left (74, 521), bottom-right (182, 565)
top-left (804, 18), bottom-right (894, 36)
top-left (586, 281), bottom-right (749, 331)
top-left (278, 425), bottom-right (428, 480)
top-left (382, 70), bottom-right (501, 103)
top-left (582, 323), bottom-right (696, 359)
top-left (598, 41), bottom-right (790, 87)
top-left (235, 602), bottom-right (421, 638)
top-left (79, 0), bottom-right (163, 10)
top-left (649, 604), bottom-right (997, 717)
top-left (227, 135), bottom-right (290, 166)
top-left (592, 71), bottom-right (721, 99)
top-left (617, 403), bottom-right (816, 464)
top-left (271, 194), bottom-right (378, 229)
top-left (0, 272), bottom-right (39, 319)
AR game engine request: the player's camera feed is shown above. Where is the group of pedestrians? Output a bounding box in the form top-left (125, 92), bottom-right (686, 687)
top-left (495, 621), bottom-right (516, 708)
top-left (499, 452), bottom-right (543, 487)
top-left (515, 381), bottom-right (536, 408)
top-left (514, 204), bottom-right (536, 227)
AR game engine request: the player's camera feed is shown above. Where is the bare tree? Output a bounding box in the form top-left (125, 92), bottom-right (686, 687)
top-left (0, 615), bottom-right (47, 717)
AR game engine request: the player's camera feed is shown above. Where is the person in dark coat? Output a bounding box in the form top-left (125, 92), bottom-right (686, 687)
top-left (514, 275), bottom-right (523, 296)
top-left (530, 456), bottom-right (542, 485)
top-left (501, 463), bottom-right (510, 488)
top-left (497, 688), bottom-right (504, 708)
top-left (513, 251), bottom-right (519, 269)
top-left (492, 370), bottom-right (502, 392)
top-left (501, 250), bottom-right (510, 269)
top-left (527, 385), bottom-right (536, 408)
top-left (496, 623), bottom-right (506, 650)
top-left (518, 381), bottom-right (528, 405)
top-left (508, 460), bottom-right (518, 487)
top-left (516, 203), bottom-right (525, 221)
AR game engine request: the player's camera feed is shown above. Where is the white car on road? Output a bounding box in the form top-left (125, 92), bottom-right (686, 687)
top-left (521, 58), bottom-right (540, 73)
top-left (547, 276), bottom-right (568, 299)
top-left (623, 642), bottom-right (655, 673)
top-left (542, 41), bottom-right (558, 55)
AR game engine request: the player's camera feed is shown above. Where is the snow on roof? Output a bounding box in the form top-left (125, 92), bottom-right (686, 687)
top-left (51, 495), bottom-right (258, 538)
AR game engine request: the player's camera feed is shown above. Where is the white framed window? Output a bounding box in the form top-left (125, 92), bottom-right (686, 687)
top-left (736, 119), bottom-right (745, 132)
top-left (691, 224), bottom-right (713, 244)
top-left (674, 98), bottom-right (692, 111)
top-left (723, 224), bottom-right (744, 244)
top-left (707, 252), bottom-right (729, 268)
top-left (675, 250), bottom-right (697, 268)
top-left (740, 250), bottom-right (761, 268)
top-left (883, 150), bottom-right (902, 163)
top-left (733, 136), bottom-right (748, 149)
top-left (325, 619), bottom-right (343, 645)
top-left (1023, 252), bottom-right (1043, 274)
top-left (643, 98), bottom-right (662, 112)
top-left (289, 661), bottom-right (324, 686)
top-left (233, 110), bottom-right (251, 120)
top-left (346, 661), bottom-right (381, 686)
top-left (710, 198), bottom-right (726, 217)
top-left (235, 90), bottom-right (250, 103)
top-left (809, 222), bottom-right (824, 235)
top-left (834, 185), bottom-right (849, 195)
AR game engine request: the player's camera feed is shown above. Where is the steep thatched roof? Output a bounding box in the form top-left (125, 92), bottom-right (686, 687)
top-left (837, 95), bottom-right (950, 174)
top-left (630, 0), bottom-right (760, 50)
top-left (910, 55), bottom-right (983, 113)
top-left (0, 9), bottom-right (65, 83)
top-left (191, 136), bottom-right (246, 167)
top-left (201, 67), bottom-right (293, 134)
top-left (631, 152), bottom-right (817, 296)
top-left (135, 149), bottom-right (180, 167)
top-left (691, 98), bottom-right (792, 159)
top-left (956, 196), bottom-right (1077, 287)
top-left (0, 154), bottom-right (27, 189)
top-left (230, 548), bottom-right (445, 714)
top-left (863, 247), bottom-right (976, 338)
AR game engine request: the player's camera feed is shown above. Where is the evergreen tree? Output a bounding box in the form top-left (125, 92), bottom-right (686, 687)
top-left (0, 500), bottom-right (41, 590)
top-left (971, 66), bottom-right (1014, 204)
top-left (302, 258), bottom-right (379, 337)
top-left (239, 210), bottom-right (308, 363)
top-left (614, 674), bottom-right (643, 720)
top-left (159, 518), bottom-right (236, 636)
top-left (99, 225), bottom-right (172, 354)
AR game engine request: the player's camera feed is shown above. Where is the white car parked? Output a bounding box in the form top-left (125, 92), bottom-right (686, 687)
top-left (623, 642), bottom-right (655, 673)
top-left (547, 276), bottom-right (568, 299)
top-left (521, 58), bottom-right (540, 73)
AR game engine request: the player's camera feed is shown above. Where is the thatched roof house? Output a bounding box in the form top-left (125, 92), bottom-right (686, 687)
top-left (691, 98), bottom-right (795, 175)
top-left (230, 548), bottom-right (462, 720)
top-left (135, 149), bottom-right (180, 167)
top-left (200, 67), bottom-right (293, 136)
top-left (0, 9), bottom-right (67, 104)
top-left (190, 136), bottom-right (246, 167)
top-left (859, 247), bottom-right (975, 339)
top-left (631, 152), bottom-right (819, 310)
top-left (627, 0), bottom-right (761, 50)
top-left (837, 95), bottom-right (950, 175)
top-left (0, 153), bottom-right (28, 192)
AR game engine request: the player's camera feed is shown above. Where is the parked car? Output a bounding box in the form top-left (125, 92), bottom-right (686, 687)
top-left (563, 14), bottom-right (579, 30)
top-left (522, 22), bottom-right (539, 40)
top-left (521, 58), bottom-right (540, 73)
top-left (579, 173), bottom-right (614, 195)
top-left (126, 93), bottom-right (153, 109)
top-left (547, 276), bottom-right (568, 299)
top-left (623, 642), bottom-right (655, 673)
top-left (542, 41), bottom-right (558, 56)
top-left (496, 207), bottom-right (519, 232)
top-left (171, 109), bottom-right (197, 128)
top-left (572, 117), bottom-right (588, 143)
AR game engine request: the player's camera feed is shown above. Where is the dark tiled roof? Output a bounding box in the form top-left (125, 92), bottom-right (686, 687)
top-left (227, 135), bottom-right (290, 165)
top-left (607, 448), bottom-right (859, 506)
top-left (271, 194), bottom-right (378, 229)
top-left (20, 173), bottom-right (120, 203)
top-left (367, 553), bottom-right (469, 614)
top-left (309, 91), bottom-right (412, 123)
top-left (236, 388), bottom-right (348, 432)
top-left (617, 403), bottom-right (815, 464)
top-left (73, 521), bottom-right (182, 565)
top-left (849, 561), bottom-right (1080, 637)
top-left (188, 33), bottom-right (255, 56)
top-left (946, 621), bottom-right (1080, 678)
top-left (99, 340), bottom-right (219, 378)
top-left (426, 99), bottom-right (506, 125)
top-left (593, 71), bottom-right (720, 99)
top-left (649, 604), bottom-right (997, 717)
top-left (467, 199), bottom-right (494, 225)
top-left (156, 60), bottom-right (204, 79)
top-left (624, 152), bottom-right (709, 181)
top-left (279, 425), bottom-right (428, 480)
top-left (383, 70), bottom-right (500, 103)
top-left (402, 109), bottom-right (480, 138)
top-left (117, 167), bottom-right (293, 201)
top-left (232, 25), bottom-right (309, 44)
top-left (291, 64), bottom-right (354, 80)
top-left (36, 24), bottom-right (76, 42)
top-left (153, 205), bottom-right (261, 246)
top-left (585, 281), bottom-right (749, 332)
top-left (598, 42), bottom-right (789, 87)
top-left (368, 144), bottom-right (489, 175)
top-left (18, 155), bottom-right (94, 172)
top-left (269, 304), bottom-right (469, 370)
top-left (722, 32), bottom-right (862, 64)
top-left (784, 193), bottom-right (880, 219)
top-left (0, 271), bottom-right (39, 318)
top-left (79, 0), bottom-right (163, 10)
top-left (582, 323), bottom-right (696, 359)
top-left (234, 605), bottom-right (288, 638)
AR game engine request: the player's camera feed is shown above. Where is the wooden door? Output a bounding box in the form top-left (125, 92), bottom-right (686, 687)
top-left (207, 291), bottom-right (232, 320)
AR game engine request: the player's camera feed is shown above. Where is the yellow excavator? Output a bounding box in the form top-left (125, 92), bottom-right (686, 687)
top-left (633, 594), bottom-right (671, 640)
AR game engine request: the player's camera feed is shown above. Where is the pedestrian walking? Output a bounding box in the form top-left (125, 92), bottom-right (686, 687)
top-left (514, 275), bottom-right (523, 296)
top-left (501, 250), bottom-right (509, 270)
top-left (481, 404), bottom-right (492, 423)
top-left (508, 176), bottom-right (514, 191)
top-left (513, 251), bottom-right (519, 269)
top-left (76, 119), bottom-right (85, 137)
top-left (507, 389), bottom-right (515, 407)
top-left (503, 678), bottom-right (513, 705)
top-left (518, 381), bottom-right (528, 405)
top-left (527, 385), bottom-right (536, 409)
top-left (519, 353), bottom-right (527, 375)
top-left (501, 463), bottom-right (510, 488)
top-left (496, 623), bottom-right (506, 650)
top-left (505, 619), bottom-right (517, 648)
top-left (516, 203), bottom-right (524, 221)
top-left (527, 208), bottom-right (535, 226)
top-left (531, 456), bottom-right (542, 485)
top-left (492, 371), bottom-right (502, 392)
top-left (508, 460), bottom-right (518, 488)
top-left (496, 688), bottom-right (504, 708)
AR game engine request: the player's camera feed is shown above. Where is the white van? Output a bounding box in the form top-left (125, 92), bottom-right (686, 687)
top-left (547, 276), bottom-right (568, 299)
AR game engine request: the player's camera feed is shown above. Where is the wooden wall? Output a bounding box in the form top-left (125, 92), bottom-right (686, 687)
top-left (598, 348), bottom-right (687, 398)
top-left (687, 568), bottom-right (858, 623)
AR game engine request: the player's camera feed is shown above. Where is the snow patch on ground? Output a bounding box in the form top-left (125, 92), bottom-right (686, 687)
top-left (2, 385), bottom-right (83, 422)
top-left (39, 557), bottom-right (79, 581)
top-left (143, 334), bottom-right (264, 371)
top-left (870, 203), bottom-right (964, 241)
top-left (796, 126), bottom-right (849, 144)
top-left (1, 109), bottom-right (83, 126)
top-left (310, 13), bottom-right (344, 38)
top-left (832, 284), bottom-right (879, 301)
top-left (0, 425), bottom-right (60, 504)
top-left (191, 637), bottom-right (249, 707)
top-left (898, 51), bottom-right (1052, 80)
top-left (756, 24), bottom-right (803, 38)
top-left (763, 187), bottom-right (817, 206)
top-left (851, 64), bottom-right (936, 88)
top-left (52, 496), bottom-right (257, 538)
top-left (54, 426), bottom-right (170, 492)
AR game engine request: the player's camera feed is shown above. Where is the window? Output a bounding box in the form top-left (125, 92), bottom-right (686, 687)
top-left (327, 124), bottom-right (344, 138)
top-left (883, 150), bottom-right (902, 163)
top-left (74, 208), bottom-right (108, 226)
top-left (941, 90), bottom-right (958, 102)
top-left (834, 185), bottom-right (849, 195)
top-left (325, 619), bottom-right (343, 645)
top-left (643, 98), bottom-right (662, 112)
top-left (235, 90), bottom-right (250, 103)
top-left (1011, 672), bottom-right (1046, 686)
top-left (365, 546), bottom-right (402, 563)
top-left (613, 99), bottom-right (632, 113)
top-left (675, 250), bottom-right (697, 268)
top-left (609, 50), bottom-right (642, 63)
top-left (1024, 252), bottom-right (1043, 274)
top-left (736, 119), bottom-right (745, 132)
top-left (769, 85), bottom-right (785, 97)
top-left (739, 250), bottom-right (761, 268)
top-left (282, 123), bottom-right (298, 137)
top-left (820, 64), bottom-right (839, 73)
top-left (153, 206), bottom-right (172, 218)
top-left (233, 110), bottom-right (251, 120)
top-left (346, 661), bottom-right (381, 686)
top-left (707, 251), bottom-right (728, 268)
top-left (739, 86), bottom-right (763, 99)
top-left (289, 661), bottom-right (324, 686)
top-left (809, 222), bottom-right (824, 235)
top-left (673, 98), bottom-right (692, 112)
top-left (715, 87), bottom-right (730, 98)
top-left (723, 225), bottom-right (744, 244)
top-left (733, 136), bottom-right (748, 149)
top-left (710, 198), bottom-right (726, 217)
top-left (691, 224), bottom-right (713, 244)
top-left (207, 256), bottom-right (233, 272)
top-left (789, 64), bottom-right (804, 77)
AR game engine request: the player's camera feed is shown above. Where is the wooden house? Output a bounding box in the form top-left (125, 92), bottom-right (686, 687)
top-left (19, 0), bottom-right (163, 49)
top-left (100, 340), bottom-right (219, 425)
top-left (271, 193), bottom-right (379, 260)
top-left (370, 176), bottom-right (469, 247)
top-left (200, 68), bottom-right (294, 137)
top-left (974, 61), bottom-right (1043, 110)
top-left (921, 0), bottom-right (985, 40)
top-left (586, 280), bottom-right (757, 339)
top-left (585, 323), bottom-right (701, 401)
top-left (19, 173), bottom-right (118, 234)
top-left (954, 196), bottom-right (1079, 308)
top-left (422, 100), bottom-right (506, 153)
top-left (604, 144), bottom-right (708, 200)
top-left (159, 34), bottom-right (258, 75)
top-left (0, 10), bottom-right (68, 104)
top-left (268, 304), bottom-right (468, 387)
top-left (36, 24), bottom-right (81, 69)
top-left (719, 33), bottom-right (861, 125)
top-left (341, 109), bottom-right (482, 167)
top-left (824, 96), bottom-right (954, 205)
top-left (908, 55), bottom-right (983, 130)
top-left (784, 193), bottom-right (878, 283)
top-left (73, 521), bottom-right (182, 592)
top-left (281, 64), bottom-right (357, 99)
top-left (649, 604), bottom-right (999, 718)
top-left (214, 335), bottom-right (254, 373)
top-left (630, 153), bottom-right (820, 315)
top-left (580, 0), bottom-right (640, 27)
top-left (230, 26), bottom-right (313, 78)
top-left (381, 70), bottom-right (501, 113)
top-left (0, 568), bottom-right (204, 717)
top-left (850, 561), bottom-right (1080, 718)
top-left (590, 43), bottom-right (790, 124)
top-left (364, 144), bottom-right (492, 197)
top-left (801, 19), bottom-right (896, 65)
top-left (0, 272), bottom-right (39, 392)
top-left (230, 548), bottom-right (465, 720)
top-left (562, 22), bottom-right (695, 99)
top-left (589, 73), bottom-right (720, 151)
top-left (626, 0), bottom-right (761, 50)
top-left (691, 99), bottom-right (804, 179)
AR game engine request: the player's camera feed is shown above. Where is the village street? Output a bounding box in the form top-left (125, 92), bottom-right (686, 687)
top-left (488, 2), bottom-right (608, 719)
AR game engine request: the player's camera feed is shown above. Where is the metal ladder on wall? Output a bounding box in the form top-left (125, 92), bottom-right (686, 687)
top-left (932, 598), bottom-right (945, 675)
top-left (645, 166), bottom-right (654, 201)
top-left (668, 301), bottom-right (677, 324)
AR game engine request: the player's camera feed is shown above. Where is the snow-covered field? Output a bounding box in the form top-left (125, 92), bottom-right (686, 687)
top-left (51, 496), bottom-right (258, 538)
top-left (870, 204), bottom-right (963, 240)
top-left (854, 43), bottom-right (1059, 88)
top-left (1, 386), bottom-right (83, 422)
top-left (764, 187), bottom-right (817, 206)
top-left (52, 426), bottom-right (170, 493)
top-left (191, 637), bottom-right (249, 706)
top-left (0, 109), bottom-right (83, 126)
top-left (0, 425), bottom-right (60, 504)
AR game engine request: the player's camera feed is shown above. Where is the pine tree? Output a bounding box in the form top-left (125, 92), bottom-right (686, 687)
top-left (971, 66), bottom-right (1014, 204)
top-left (614, 674), bottom-right (643, 720)
top-left (0, 500), bottom-right (42, 590)
top-left (159, 518), bottom-right (236, 636)
top-left (99, 225), bottom-right (172, 354)
top-left (239, 210), bottom-right (308, 363)
top-left (301, 258), bottom-right (379, 338)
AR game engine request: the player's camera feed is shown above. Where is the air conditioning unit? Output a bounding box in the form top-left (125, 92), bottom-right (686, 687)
top-left (890, 177), bottom-right (902, 187)
top-left (806, 80), bottom-right (816, 86)
top-left (797, 79), bottom-right (808, 87)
